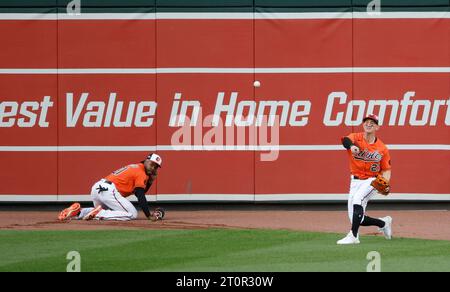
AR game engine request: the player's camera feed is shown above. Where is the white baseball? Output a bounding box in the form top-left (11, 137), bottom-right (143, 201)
top-left (253, 81), bottom-right (261, 87)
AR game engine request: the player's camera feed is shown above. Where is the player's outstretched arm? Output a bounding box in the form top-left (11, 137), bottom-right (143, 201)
top-left (134, 187), bottom-right (151, 218)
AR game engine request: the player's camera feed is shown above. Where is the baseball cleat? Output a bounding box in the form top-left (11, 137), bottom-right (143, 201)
top-left (337, 232), bottom-right (360, 245)
top-left (58, 203), bottom-right (81, 221)
top-left (378, 216), bottom-right (393, 240)
top-left (82, 206), bottom-right (103, 220)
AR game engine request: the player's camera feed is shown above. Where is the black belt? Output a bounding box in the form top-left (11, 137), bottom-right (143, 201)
top-left (353, 176), bottom-right (366, 180)
top-left (104, 180), bottom-right (113, 185)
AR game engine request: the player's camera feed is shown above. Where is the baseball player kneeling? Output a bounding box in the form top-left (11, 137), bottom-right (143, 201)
top-left (58, 153), bottom-right (165, 221)
top-left (337, 114), bottom-right (392, 245)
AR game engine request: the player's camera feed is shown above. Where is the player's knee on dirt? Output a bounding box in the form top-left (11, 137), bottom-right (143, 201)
top-left (130, 209), bottom-right (138, 220)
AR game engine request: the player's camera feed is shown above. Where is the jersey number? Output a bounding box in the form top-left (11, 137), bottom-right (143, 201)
top-left (112, 166), bottom-right (128, 176)
top-left (370, 163), bottom-right (380, 173)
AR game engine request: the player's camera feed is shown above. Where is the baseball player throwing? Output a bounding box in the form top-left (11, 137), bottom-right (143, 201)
top-left (337, 114), bottom-right (392, 245)
top-left (58, 153), bottom-right (164, 221)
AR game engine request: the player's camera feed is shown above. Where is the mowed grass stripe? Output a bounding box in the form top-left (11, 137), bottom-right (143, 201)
top-left (0, 230), bottom-right (189, 271)
top-left (0, 229), bottom-right (448, 272)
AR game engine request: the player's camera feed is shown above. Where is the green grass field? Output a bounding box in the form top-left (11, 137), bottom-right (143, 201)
top-left (0, 229), bottom-right (449, 272)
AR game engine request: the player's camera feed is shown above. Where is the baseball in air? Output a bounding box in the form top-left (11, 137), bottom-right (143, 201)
top-left (253, 81), bottom-right (261, 87)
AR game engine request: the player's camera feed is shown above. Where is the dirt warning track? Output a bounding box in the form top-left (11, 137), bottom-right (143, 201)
top-left (0, 205), bottom-right (449, 241)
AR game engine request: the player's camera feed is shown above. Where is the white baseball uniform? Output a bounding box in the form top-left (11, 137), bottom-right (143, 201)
top-left (347, 176), bottom-right (378, 222)
top-left (78, 179), bottom-right (138, 221)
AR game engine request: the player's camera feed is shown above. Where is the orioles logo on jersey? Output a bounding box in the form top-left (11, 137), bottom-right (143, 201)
top-left (353, 149), bottom-right (383, 162)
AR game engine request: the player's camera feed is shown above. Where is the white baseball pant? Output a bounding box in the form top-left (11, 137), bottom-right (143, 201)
top-left (347, 176), bottom-right (378, 223)
top-left (78, 179), bottom-right (138, 221)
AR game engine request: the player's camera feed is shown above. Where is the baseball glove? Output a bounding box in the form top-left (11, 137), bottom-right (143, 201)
top-left (371, 175), bottom-right (390, 196)
top-left (150, 207), bottom-right (165, 221)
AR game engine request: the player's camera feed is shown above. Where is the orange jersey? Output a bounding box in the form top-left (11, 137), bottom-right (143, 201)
top-left (105, 163), bottom-right (149, 197)
top-left (343, 132), bottom-right (391, 179)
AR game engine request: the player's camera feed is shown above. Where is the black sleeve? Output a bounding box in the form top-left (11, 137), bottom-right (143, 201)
top-left (134, 187), bottom-right (151, 218)
top-left (144, 177), bottom-right (153, 193)
top-left (342, 137), bottom-right (354, 150)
